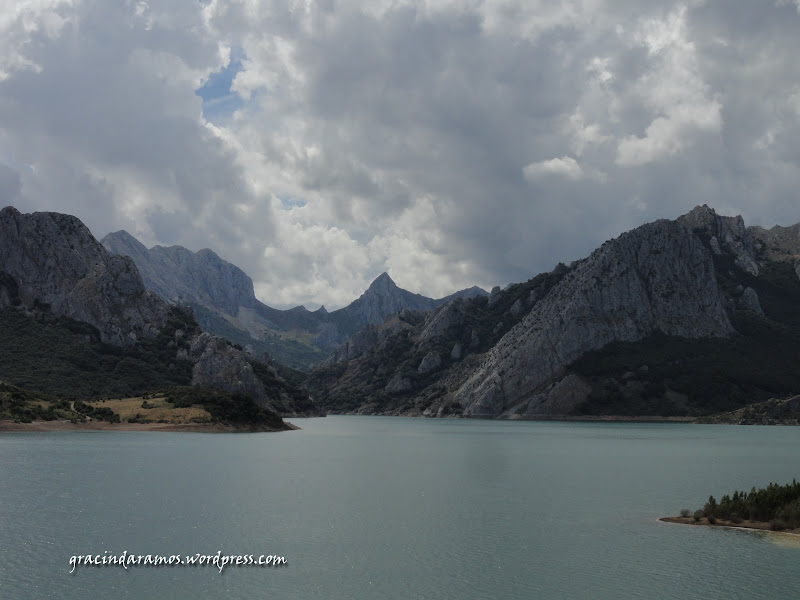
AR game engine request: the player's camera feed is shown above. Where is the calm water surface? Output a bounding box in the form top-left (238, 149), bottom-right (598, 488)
top-left (1, 417), bottom-right (799, 599)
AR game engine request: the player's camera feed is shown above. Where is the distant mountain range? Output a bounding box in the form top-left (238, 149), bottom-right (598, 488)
top-left (101, 230), bottom-right (488, 369)
top-left (304, 205), bottom-right (800, 419)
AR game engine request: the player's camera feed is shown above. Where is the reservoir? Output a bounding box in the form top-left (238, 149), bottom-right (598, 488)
top-left (1, 417), bottom-right (798, 599)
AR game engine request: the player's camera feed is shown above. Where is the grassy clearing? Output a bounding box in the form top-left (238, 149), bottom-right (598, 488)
top-left (86, 396), bottom-right (212, 424)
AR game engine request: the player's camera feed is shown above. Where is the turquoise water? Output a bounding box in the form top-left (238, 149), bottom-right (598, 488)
top-left (1, 417), bottom-right (799, 599)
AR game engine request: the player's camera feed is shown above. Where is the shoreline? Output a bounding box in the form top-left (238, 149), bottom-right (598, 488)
top-left (327, 412), bottom-right (697, 423)
top-left (0, 419), bottom-right (299, 433)
top-left (660, 515), bottom-right (800, 536)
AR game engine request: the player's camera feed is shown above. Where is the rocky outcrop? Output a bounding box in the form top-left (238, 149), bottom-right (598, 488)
top-left (749, 222), bottom-right (800, 263)
top-left (385, 372), bottom-right (412, 394)
top-left (739, 287), bottom-right (764, 315)
top-left (178, 329), bottom-right (318, 416)
top-left (525, 374), bottom-right (592, 416)
top-left (418, 351), bottom-right (442, 374)
top-left (322, 314), bottom-right (414, 365)
top-left (419, 298), bottom-right (466, 341)
top-left (678, 204), bottom-right (759, 275)
top-left (178, 331), bottom-right (269, 407)
top-left (0, 207), bottom-right (168, 345)
top-left (455, 218), bottom-right (734, 417)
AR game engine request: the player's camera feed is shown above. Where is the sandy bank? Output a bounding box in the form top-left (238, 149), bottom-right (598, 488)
top-left (660, 515), bottom-right (800, 536)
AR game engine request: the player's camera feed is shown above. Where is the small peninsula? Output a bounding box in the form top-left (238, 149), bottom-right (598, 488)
top-left (0, 381), bottom-right (293, 433)
top-left (662, 480), bottom-right (800, 534)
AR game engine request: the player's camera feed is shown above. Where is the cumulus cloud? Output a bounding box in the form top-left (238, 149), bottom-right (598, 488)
top-left (1, 0), bottom-right (800, 309)
top-left (615, 5), bottom-right (722, 166)
top-left (524, 157), bottom-right (585, 181)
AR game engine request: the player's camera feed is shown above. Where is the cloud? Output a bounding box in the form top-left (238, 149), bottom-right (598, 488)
top-left (524, 157), bottom-right (585, 181)
top-left (0, 163), bottom-right (22, 203)
top-left (1, 1), bottom-right (800, 309)
top-left (615, 5), bottom-right (722, 166)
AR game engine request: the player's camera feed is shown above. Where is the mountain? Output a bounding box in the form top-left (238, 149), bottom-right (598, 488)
top-left (102, 231), bottom-right (488, 369)
top-left (1, 207), bottom-right (168, 345)
top-left (304, 206), bottom-right (800, 419)
top-left (0, 207), bottom-right (317, 421)
top-left (102, 230), bottom-right (257, 315)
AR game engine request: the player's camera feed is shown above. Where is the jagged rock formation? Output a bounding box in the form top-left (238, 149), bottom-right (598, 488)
top-left (749, 223), bottom-right (800, 263)
top-left (678, 204), bottom-right (759, 275)
top-left (103, 230), bottom-right (488, 369)
top-left (454, 219), bottom-right (733, 416)
top-left (102, 231), bottom-right (257, 314)
top-left (418, 351), bottom-right (442, 374)
top-left (739, 287), bottom-right (764, 315)
top-left (0, 207), bottom-right (168, 345)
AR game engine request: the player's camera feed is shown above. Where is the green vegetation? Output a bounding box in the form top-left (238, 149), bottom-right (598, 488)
top-left (164, 386), bottom-right (286, 429)
top-left (73, 400), bottom-right (121, 423)
top-left (691, 480), bottom-right (800, 531)
top-left (0, 306), bottom-right (196, 399)
top-left (0, 381), bottom-right (122, 423)
top-left (0, 381), bottom-right (62, 422)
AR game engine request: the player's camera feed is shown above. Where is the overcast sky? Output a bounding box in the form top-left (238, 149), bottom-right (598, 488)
top-left (2, 1), bottom-right (800, 309)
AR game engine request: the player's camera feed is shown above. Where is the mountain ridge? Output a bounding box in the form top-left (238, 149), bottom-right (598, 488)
top-left (303, 205), bottom-right (800, 419)
top-left (102, 230), bottom-right (488, 368)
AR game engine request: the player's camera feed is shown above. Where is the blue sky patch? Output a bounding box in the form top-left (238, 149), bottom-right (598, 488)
top-left (195, 48), bottom-right (245, 123)
top-left (276, 194), bottom-right (307, 209)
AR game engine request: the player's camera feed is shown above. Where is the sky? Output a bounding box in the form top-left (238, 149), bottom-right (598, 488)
top-left (1, 1), bottom-right (800, 310)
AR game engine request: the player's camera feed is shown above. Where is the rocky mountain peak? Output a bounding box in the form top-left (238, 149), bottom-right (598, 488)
top-left (677, 204), bottom-right (758, 275)
top-left (366, 272), bottom-right (399, 294)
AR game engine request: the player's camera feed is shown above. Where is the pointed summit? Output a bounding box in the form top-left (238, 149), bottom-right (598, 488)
top-left (366, 272), bottom-right (398, 294)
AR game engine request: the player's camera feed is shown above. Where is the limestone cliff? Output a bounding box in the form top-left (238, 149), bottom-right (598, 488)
top-left (453, 219), bottom-right (733, 416)
top-left (0, 207), bottom-right (168, 345)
